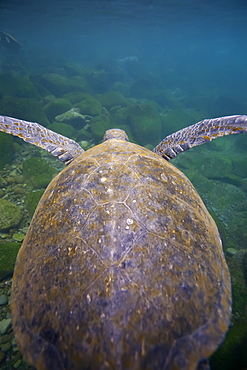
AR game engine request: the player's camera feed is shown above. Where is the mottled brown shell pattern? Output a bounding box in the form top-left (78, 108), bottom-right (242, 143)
top-left (11, 139), bottom-right (231, 370)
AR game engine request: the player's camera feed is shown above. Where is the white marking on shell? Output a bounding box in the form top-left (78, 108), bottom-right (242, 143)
top-left (161, 173), bottom-right (168, 182)
top-left (127, 218), bottom-right (133, 225)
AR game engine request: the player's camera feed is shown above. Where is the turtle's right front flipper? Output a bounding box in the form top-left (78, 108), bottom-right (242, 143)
top-left (0, 115), bottom-right (84, 165)
top-left (154, 115), bottom-right (247, 161)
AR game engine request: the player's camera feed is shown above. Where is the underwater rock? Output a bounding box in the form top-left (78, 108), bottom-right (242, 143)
top-left (25, 190), bottom-right (45, 217)
top-left (98, 91), bottom-right (127, 110)
top-left (63, 91), bottom-right (91, 104)
top-left (55, 108), bottom-right (91, 129)
top-left (0, 318), bottom-right (12, 335)
top-left (12, 233), bottom-right (25, 242)
top-left (175, 148), bottom-right (235, 183)
top-left (0, 200), bottom-right (22, 232)
top-left (113, 81), bottom-right (129, 96)
top-left (43, 98), bottom-right (72, 123)
top-left (85, 69), bottom-right (111, 94)
top-left (77, 128), bottom-right (93, 142)
top-left (39, 73), bottom-right (90, 97)
top-left (90, 114), bottom-right (111, 143)
top-left (74, 96), bottom-right (102, 116)
top-left (63, 63), bottom-right (85, 77)
top-left (232, 156), bottom-right (247, 178)
top-left (0, 132), bottom-right (14, 170)
top-left (47, 122), bottom-right (77, 140)
top-left (199, 152), bottom-right (232, 180)
top-left (0, 72), bottom-right (40, 100)
top-left (0, 294), bottom-right (8, 305)
top-left (127, 102), bottom-right (161, 146)
top-left (110, 107), bottom-right (128, 127)
top-left (0, 97), bottom-right (49, 126)
top-left (22, 157), bottom-right (58, 189)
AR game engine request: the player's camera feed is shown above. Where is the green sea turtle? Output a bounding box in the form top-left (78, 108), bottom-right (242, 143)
top-left (0, 114), bottom-right (247, 370)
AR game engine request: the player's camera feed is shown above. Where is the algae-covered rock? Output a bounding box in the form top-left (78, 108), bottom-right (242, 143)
top-left (39, 73), bottom-right (90, 97)
top-left (55, 108), bottom-right (88, 129)
top-left (25, 190), bottom-right (45, 217)
top-left (232, 156), bottom-right (247, 178)
top-left (110, 107), bottom-right (128, 127)
top-left (161, 109), bottom-right (191, 137)
top-left (200, 152), bottom-right (232, 180)
top-left (47, 122), bottom-right (77, 140)
top-left (77, 128), bottom-right (93, 141)
top-left (64, 91), bottom-right (92, 104)
top-left (0, 72), bottom-right (40, 99)
top-left (0, 97), bottom-right (49, 126)
top-left (0, 132), bottom-right (14, 170)
top-left (85, 69), bottom-right (111, 94)
top-left (90, 115), bottom-right (111, 143)
top-left (0, 199), bottom-right (23, 231)
top-left (22, 157), bottom-right (58, 189)
top-left (75, 96), bottom-right (102, 116)
top-left (175, 148), bottom-right (233, 182)
top-left (127, 102), bottom-right (162, 146)
top-left (43, 98), bottom-right (72, 122)
top-left (0, 242), bottom-right (21, 279)
top-left (98, 91), bottom-right (127, 110)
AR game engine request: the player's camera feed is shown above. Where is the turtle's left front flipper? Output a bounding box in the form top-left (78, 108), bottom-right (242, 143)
top-left (0, 115), bottom-right (84, 165)
top-left (154, 115), bottom-right (247, 161)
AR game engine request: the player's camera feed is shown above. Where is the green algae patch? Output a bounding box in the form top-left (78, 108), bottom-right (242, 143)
top-left (23, 157), bottom-right (58, 189)
top-left (0, 132), bottom-right (14, 170)
top-left (127, 102), bottom-right (161, 146)
top-left (0, 242), bottom-right (21, 280)
top-left (47, 122), bottom-right (77, 140)
top-left (25, 190), bottom-right (45, 217)
top-left (0, 199), bottom-right (23, 231)
top-left (0, 97), bottom-right (49, 126)
top-left (43, 98), bottom-right (72, 122)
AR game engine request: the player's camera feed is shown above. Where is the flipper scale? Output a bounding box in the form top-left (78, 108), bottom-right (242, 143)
top-left (0, 115), bottom-right (84, 164)
top-left (154, 115), bottom-right (247, 160)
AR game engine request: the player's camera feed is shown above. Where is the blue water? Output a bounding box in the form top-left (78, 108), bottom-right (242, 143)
top-left (0, 1), bottom-right (247, 369)
top-left (0, 0), bottom-right (247, 106)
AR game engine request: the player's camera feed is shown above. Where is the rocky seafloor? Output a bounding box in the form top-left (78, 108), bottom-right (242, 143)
top-left (0, 58), bottom-right (246, 369)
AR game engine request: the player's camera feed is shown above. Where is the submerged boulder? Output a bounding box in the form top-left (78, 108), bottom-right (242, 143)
top-left (98, 91), bottom-right (127, 110)
top-left (0, 132), bottom-right (14, 170)
top-left (43, 98), bottom-right (72, 123)
top-left (22, 157), bottom-right (58, 189)
top-left (74, 96), bottom-right (102, 116)
top-left (127, 102), bottom-right (161, 146)
top-left (47, 122), bottom-right (77, 140)
top-left (0, 199), bottom-right (22, 231)
top-left (0, 242), bottom-right (21, 279)
top-left (0, 97), bottom-right (49, 126)
top-left (55, 108), bottom-right (90, 129)
top-left (39, 73), bottom-right (90, 97)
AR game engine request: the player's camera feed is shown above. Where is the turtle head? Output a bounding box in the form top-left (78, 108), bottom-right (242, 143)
top-left (103, 129), bottom-right (129, 142)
